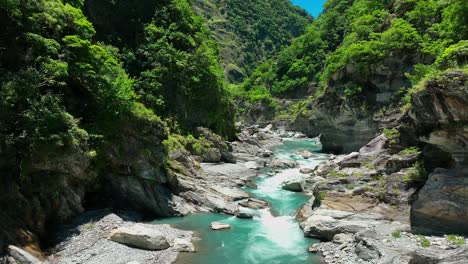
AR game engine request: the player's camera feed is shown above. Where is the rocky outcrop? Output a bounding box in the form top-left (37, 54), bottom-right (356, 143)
top-left (110, 224), bottom-right (170, 250)
top-left (0, 113), bottom-right (186, 256)
top-left (408, 71), bottom-right (468, 235)
top-left (103, 116), bottom-right (188, 217)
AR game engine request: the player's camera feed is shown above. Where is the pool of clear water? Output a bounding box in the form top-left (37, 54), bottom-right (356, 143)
top-left (152, 139), bottom-right (328, 264)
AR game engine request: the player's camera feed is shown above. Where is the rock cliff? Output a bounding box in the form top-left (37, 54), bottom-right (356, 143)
top-left (408, 70), bottom-right (468, 235)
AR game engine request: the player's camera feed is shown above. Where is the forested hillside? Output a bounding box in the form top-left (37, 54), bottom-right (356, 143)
top-left (236, 0), bottom-right (468, 152)
top-left (192, 0), bottom-right (312, 82)
top-left (0, 0), bottom-right (236, 252)
top-left (242, 0), bottom-right (467, 98)
top-left (1, 0), bottom-right (467, 262)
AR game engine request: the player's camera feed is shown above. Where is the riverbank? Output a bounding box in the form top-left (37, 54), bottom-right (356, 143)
top-left (6, 124), bottom-right (467, 264)
top-left (298, 133), bottom-right (468, 264)
top-left (12, 125), bottom-right (316, 264)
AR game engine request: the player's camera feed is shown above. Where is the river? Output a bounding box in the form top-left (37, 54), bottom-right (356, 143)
top-left (152, 138), bottom-right (328, 264)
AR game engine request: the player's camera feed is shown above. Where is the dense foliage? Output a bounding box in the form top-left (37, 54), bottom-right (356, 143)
top-left (0, 0), bottom-right (240, 226)
top-left (239, 0), bottom-right (468, 107)
top-left (193, 0), bottom-right (312, 82)
top-left (84, 0), bottom-right (236, 137)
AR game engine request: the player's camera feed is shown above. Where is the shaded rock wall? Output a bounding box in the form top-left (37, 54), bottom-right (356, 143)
top-left (408, 71), bottom-right (468, 235)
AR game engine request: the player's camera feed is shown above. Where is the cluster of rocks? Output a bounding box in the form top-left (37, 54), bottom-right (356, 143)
top-left (296, 128), bottom-right (468, 263)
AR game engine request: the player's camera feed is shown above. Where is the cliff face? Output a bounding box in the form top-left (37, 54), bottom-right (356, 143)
top-left (0, 112), bottom-right (180, 254)
top-left (408, 70), bottom-right (468, 235)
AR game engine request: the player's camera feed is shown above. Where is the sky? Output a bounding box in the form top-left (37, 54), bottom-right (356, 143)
top-left (290, 0), bottom-right (326, 18)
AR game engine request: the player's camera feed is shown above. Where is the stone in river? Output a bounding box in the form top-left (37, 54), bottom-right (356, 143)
top-left (281, 179), bottom-right (304, 192)
top-left (211, 222), bottom-right (231, 230)
top-left (238, 198), bottom-right (269, 209)
top-left (236, 212), bottom-right (254, 219)
top-left (302, 150), bottom-right (315, 159)
top-left (299, 168), bottom-right (313, 174)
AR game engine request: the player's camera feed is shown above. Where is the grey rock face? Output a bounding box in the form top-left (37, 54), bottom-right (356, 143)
top-left (408, 71), bottom-right (468, 235)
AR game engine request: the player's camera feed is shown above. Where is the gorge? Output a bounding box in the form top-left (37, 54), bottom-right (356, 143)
top-left (0, 0), bottom-right (467, 264)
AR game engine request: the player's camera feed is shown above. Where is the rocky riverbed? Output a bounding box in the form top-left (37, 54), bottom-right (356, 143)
top-left (3, 122), bottom-right (467, 264)
top-left (297, 131), bottom-right (468, 264)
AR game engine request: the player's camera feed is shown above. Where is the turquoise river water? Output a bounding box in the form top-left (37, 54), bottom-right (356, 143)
top-left (152, 139), bottom-right (328, 264)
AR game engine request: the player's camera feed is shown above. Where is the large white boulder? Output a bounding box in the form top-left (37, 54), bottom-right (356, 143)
top-left (281, 179), bottom-right (304, 192)
top-left (110, 224), bottom-right (170, 250)
top-left (210, 222), bottom-right (230, 230)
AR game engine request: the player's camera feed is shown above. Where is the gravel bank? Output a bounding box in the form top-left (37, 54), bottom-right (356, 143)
top-left (45, 211), bottom-right (192, 264)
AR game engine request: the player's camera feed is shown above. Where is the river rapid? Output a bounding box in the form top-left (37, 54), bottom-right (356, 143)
top-left (152, 138), bottom-right (328, 264)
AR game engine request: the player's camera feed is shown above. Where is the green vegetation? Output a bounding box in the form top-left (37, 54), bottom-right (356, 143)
top-left (418, 235), bottom-right (431, 248)
top-left (0, 0), bottom-right (240, 227)
top-left (403, 161), bottom-right (427, 183)
top-left (236, 0), bottom-right (468, 118)
top-left (396, 147), bottom-right (420, 157)
top-left (163, 133), bottom-right (213, 157)
top-left (193, 0), bottom-right (311, 82)
top-left (317, 192), bottom-right (328, 202)
top-left (383, 128), bottom-right (400, 145)
top-left (392, 231), bottom-right (401, 239)
top-left (446, 235), bottom-right (466, 246)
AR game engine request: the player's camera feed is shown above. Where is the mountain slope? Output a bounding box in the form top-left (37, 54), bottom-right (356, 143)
top-left (192, 0), bottom-right (312, 82)
top-left (237, 0), bottom-right (468, 152)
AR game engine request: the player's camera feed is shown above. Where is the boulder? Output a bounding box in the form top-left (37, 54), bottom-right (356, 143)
top-left (211, 222), bottom-right (230, 230)
top-left (206, 196), bottom-right (240, 215)
top-left (173, 238), bottom-right (195, 252)
top-left (261, 150), bottom-right (274, 157)
top-left (268, 159), bottom-right (297, 169)
top-left (109, 224), bottom-right (170, 250)
top-left (302, 150), bottom-right (315, 159)
top-left (7, 246), bottom-right (42, 264)
top-left (260, 124), bottom-right (273, 133)
top-left (294, 132), bottom-right (307, 138)
top-left (210, 186), bottom-right (249, 201)
top-left (244, 161), bottom-right (259, 170)
top-left (220, 150), bottom-right (236, 164)
top-left (201, 148), bottom-right (222, 163)
top-left (236, 212), bottom-right (254, 219)
top-left (301, 209), bottom-right (381, 240)
top-left (238, 198), bottom-right (269, 209)
top-left (355, 240), bottom-right (381, 261)
top-left (411, 168), bottom-right (468, 235)
top-left (359, 134), bottom-right (389, 156)
top-left (299, 168), bottom-right (313, 174)
top-left (281, 179), bottom-right (304, 192)
top-left (332, 233), bottom-right (353, 244)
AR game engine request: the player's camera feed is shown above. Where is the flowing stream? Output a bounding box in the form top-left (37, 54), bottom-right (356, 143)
top-left (152, 139), bottom-right (328, 264)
